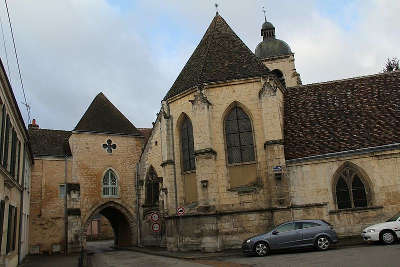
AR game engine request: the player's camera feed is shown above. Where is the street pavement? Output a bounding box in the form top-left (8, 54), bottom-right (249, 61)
top-left (90, 242), bottom-right (400, 267)
top-left (216, 243), bottom-right (400, 267)
top-left (21, 241), bottom-right (400, 267)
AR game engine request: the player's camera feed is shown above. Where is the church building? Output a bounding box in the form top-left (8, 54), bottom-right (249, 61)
top-left (29, 13), bottom-right (400, 254)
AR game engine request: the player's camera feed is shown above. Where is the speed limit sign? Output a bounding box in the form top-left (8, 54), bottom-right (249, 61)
top-left (152, 222), bottom-right (160, 232)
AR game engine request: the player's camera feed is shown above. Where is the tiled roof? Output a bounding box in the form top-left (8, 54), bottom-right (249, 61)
top-left (284, 71), bottom-right (400, 160)
top-left (28, 128), bottom-right (72, 157)
top-left (74, 92), bottom-right (142, 136)
top-left (164, 14), bottom-right (269, 100)
top-left (138, 128), bottom-right (152, 143)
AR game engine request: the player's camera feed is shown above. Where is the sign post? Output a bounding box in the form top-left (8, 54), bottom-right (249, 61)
top-left (176, 207), bottom-right (185, 250)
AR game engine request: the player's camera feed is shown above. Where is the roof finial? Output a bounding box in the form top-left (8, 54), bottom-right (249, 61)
top-left (262, 6), bottom-right (267, 22)
top-left (215, 3), bottom-right (219, 15)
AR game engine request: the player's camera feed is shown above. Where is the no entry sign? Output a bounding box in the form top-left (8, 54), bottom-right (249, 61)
top-left (150, 212), bottom-right (159, 222)
top-left (176, 207), bottom-right (185, 216)
top-left (152, 222), bottom-right (160, 232)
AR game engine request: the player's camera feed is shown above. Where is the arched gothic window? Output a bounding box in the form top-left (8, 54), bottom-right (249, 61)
top-left (335, 165), bottom-right (369, 209)
top-left (180, 116), bottom-right (195, 172)
top-left (224, 105), bottom-right (255, 164)
top-left (102, 169), bottom-right (118, 197)
top-left (145, 167), bottom-right (160, 206)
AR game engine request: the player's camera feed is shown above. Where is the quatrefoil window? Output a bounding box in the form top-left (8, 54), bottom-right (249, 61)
top-left (103, 139), bottom-right (117, 153)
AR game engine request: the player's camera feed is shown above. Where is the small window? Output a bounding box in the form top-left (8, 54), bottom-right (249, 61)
top-left (302, 222), bottom-right (321, 229)
top-left (59, 184), bottom-right (66, 199)
top-left (276, 222), bottom-right (294, 233)
top-left (102, 169), bottom-right (118, 197)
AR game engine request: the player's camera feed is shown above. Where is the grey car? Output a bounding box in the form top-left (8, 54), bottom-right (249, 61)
top-left (242, 220), bottom-right (338, 256)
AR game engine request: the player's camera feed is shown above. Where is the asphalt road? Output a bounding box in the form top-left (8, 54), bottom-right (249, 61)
top-left (87, 241), bottom-right (400, 267)
top-left (218, 243), bottom-right (400, 267)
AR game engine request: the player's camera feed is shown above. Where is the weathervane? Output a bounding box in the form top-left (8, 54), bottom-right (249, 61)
top-left (262, 6), bottom-right (267, 22)
top-left (215, 3), bottom-right (219, 15)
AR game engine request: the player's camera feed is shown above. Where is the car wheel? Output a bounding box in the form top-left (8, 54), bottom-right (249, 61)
top-left (380, 231), bottom-right (396, 245)
top-left (254, 242), bottom-right (269, 257)
top-left (315, 236), bottom-right (330, 251)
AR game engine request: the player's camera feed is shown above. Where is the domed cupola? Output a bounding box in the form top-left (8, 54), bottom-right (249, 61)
top-left (255, 19), bottom-right (292, 59)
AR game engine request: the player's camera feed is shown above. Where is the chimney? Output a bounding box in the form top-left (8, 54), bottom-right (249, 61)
top-left (28, 119), bottom-right (39, 129)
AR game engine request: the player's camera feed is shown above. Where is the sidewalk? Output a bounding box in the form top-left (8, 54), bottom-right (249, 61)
top-left (20, 254), bottom-right (79, 267)
top-left (124, 236), bottom-right (366, 260)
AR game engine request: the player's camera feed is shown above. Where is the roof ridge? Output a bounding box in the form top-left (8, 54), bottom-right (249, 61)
top-left (289, 70), bottom-right (400, 89)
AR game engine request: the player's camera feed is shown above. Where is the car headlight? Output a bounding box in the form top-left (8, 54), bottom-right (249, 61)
top-left (246, 239), bottom-right (251, 243)
top-left (367, 229), bottom-right (375, 233)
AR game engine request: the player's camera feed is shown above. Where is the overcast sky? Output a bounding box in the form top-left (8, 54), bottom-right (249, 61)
top-left (0, 0), bottom-right (399, 130)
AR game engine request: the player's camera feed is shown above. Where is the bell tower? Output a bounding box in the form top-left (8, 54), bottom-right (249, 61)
top-left (255, 11), bottom-right (301, 87)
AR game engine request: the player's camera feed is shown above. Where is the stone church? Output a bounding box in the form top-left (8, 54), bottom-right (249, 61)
top-left (29, 13), bottom-right (400, 254)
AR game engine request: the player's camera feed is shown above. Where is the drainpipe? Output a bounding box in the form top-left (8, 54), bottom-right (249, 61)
top-left (64, 155), bottom-right (68, 255)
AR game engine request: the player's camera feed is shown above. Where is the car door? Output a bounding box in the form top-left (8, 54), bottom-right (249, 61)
top-left (268, 222), bottom-right (302, 249)
top-left (301, 221), bottom-right (323, 245)
top-left (395, 217), bottom-right (400, 238)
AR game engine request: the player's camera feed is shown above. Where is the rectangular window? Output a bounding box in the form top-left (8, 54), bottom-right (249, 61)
top-left (2, 115), bottom-right (9, 168)
top-left (10, 129), bottom-right (16, 177)
top-left (0, 200), bottom-right (4, 252)
top-left (16, 140), bottom-right (21, 183)
top-left (6, 205), bottom-right (16, 253)
top-left (0, 104), bottom-right (3, 162)
top-left (59, 184), bottom-right (66, 199)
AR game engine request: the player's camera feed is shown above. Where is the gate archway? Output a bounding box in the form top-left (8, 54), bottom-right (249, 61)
top-left (82, 201), bottom-right (136, 248)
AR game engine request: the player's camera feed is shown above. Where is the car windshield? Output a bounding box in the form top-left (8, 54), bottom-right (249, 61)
top-left (386, 212), bottom-right (400, 222)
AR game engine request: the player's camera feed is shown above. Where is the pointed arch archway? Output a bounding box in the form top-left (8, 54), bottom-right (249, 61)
top-left (82, 201), bottom-right (136, 248)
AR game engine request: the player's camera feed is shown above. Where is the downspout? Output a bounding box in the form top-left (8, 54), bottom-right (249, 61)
top-left (64, 155), bottom-right (68, 255)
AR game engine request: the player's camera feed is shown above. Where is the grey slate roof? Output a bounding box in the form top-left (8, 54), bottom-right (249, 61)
top-left (284, 71), bottom-right (400, 160)
top-left (74, 92), bottom-right (142, 136)
top-left (164, 14), bottom-right (270, 100)
top-left (28, 128), bottom-right (72, 157)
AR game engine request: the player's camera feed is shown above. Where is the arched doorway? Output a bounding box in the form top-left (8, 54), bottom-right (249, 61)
top-left (82, 201), bottom-right (136, 249)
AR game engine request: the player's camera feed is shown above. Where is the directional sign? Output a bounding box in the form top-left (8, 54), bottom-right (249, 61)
top-left (150, 212), bottom-right (160, 222)
top-left (152, 222), bottom-right (160, 232)
top-left (177, 207), bottom-right (185, 216)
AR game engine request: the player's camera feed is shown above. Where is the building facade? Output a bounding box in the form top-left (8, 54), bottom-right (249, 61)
top-left (136, 14), bottom-right (400, 252)
top-left (29, 93), bottom-right (147, 254)
top-left (28, 13), bottom-right (400, 254)
top-left (0, 58), bottom-right (32, 267)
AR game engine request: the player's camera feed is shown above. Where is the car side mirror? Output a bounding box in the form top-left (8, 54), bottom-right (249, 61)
top-left (272, 230), bottom-right (279, 235)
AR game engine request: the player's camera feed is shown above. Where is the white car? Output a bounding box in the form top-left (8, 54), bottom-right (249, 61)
top-left (361, 212), bottom-right (400, 245)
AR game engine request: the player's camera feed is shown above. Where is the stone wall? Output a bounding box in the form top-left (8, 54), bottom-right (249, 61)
top-left (69, 132), bottom-right (143, 247)
top-left (261, 54), bottom-right (301, 87)
top-left (29, 157), bottom-right (73, 254)
top-left (286, 149), bottom-right (400, 236)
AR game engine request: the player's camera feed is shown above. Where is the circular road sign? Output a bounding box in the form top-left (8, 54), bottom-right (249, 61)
top-left (177, 207), bottom-right (185, 216)
top-left (150, 212), bottom-right (160, 222)
top-left (152, 222), bottom-right (160, 232)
